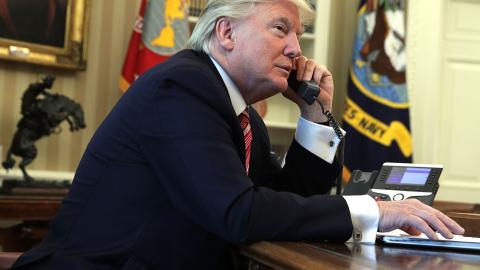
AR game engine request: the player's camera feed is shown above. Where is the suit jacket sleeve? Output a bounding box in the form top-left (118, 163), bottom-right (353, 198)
top-left (248, 107), bottom-right (341, 197)
top-left (129, 54), bottom-right (353, 244)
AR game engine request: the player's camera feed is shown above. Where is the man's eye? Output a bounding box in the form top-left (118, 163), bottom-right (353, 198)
top-left (274, 25), bottom-right (287, 33)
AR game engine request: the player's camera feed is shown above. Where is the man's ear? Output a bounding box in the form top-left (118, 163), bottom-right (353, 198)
top-left (215, 18), bottom-right (235, 51)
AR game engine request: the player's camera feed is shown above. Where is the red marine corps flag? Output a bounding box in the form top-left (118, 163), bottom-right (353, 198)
top-left (120, 0), bottom-right (189, 92)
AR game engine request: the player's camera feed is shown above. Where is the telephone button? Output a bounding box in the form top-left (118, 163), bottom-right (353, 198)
top-left (393, 193), bottom-right (405, 201)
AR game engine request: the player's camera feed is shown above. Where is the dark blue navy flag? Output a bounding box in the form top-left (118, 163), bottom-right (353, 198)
top-left (342, 0), bottom-right (412, 181)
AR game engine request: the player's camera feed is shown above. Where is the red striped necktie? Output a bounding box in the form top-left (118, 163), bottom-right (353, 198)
top-left (239, 109), bottom-right (252, 174)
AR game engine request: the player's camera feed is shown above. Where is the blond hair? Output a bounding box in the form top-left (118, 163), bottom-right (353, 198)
top-left (187, 0), bottom-right (315, 53)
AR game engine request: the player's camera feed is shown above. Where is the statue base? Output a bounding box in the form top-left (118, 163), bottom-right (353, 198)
top-left (0, 179), bottom-right (70, 196)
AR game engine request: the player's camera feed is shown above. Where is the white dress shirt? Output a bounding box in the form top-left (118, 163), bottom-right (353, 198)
top-left (210, 56), bottom-right (379, 243)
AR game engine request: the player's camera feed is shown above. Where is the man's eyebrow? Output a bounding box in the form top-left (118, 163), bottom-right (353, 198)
top-left (275, 16), bottom-right (303, 35)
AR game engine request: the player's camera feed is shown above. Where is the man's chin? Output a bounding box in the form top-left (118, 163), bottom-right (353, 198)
top-left (250, 78), bottom-right (288, 102)
top-left (251, 88), bottom-right (284, 104)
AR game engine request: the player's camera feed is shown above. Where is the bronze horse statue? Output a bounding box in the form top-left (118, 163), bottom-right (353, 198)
top-left (2, 76), bottom-right (86, 181)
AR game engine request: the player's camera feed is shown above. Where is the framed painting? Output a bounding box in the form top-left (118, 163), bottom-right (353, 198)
top-left (0, 0), bottom-right (90, 70)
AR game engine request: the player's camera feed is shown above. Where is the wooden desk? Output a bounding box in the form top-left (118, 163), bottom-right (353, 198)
top-left (0, 195), bottom-right (63, 251)
top-left (241, 240), bottom-right (480, 270)
top-left (433, 201), bottom-right (480, 215)
top-left (9, 240), bottom-right (476, 270)
top-left (0, 195), bottom-right (63, 221)
top-left (240, 212), bottom-right (480, 270)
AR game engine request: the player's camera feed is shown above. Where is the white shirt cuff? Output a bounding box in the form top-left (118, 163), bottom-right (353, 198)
top-left (295, 117), bottom-right (346, 164)
top-left (343, 195), bottom-right (379, 244)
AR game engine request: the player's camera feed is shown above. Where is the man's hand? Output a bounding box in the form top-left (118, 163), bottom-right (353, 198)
top-left (377, 199), bottom-right (465, 239)
top-left (283, 56), bottom-right (334, 123)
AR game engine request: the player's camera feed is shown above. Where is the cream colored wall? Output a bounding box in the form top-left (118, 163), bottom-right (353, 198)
top-left (0, 0), bottom-right (140, 173)
top-left (326, 0), bottom-right (358, 120)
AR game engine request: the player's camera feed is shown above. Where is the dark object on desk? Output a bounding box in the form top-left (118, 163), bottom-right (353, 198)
top-left (343, 163), bottom-right (441, 205)
top-left (377, 234), bottom-right (480, 252)
top-left (342, 170), bottom-right (378, 196)
top-left (1, 75), bottom-right (86, 182)
top-left (0, 179), bottom-right (70, 196)
top-left (368, 163), bottom-right (441, 205)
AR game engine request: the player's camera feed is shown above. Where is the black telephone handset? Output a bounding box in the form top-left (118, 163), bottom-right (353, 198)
top-left (288, 70), bottom-right (343, 140)
top-left (287, 70), bottom-right (320, 105)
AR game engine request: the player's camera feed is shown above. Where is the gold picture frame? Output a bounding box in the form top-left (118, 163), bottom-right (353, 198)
top-left (0, 0), bottom-right (90, 70)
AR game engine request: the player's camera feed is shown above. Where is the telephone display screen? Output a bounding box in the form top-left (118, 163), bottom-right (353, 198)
top-left (385, 167), bottom-right (431, 186)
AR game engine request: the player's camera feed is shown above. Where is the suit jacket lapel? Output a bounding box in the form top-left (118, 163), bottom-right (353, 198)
top-left (193, 51), bottom-right (247, 166)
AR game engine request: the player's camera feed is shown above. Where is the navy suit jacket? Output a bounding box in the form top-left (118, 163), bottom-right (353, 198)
top-left (13, 50), bottom-right (353, 270)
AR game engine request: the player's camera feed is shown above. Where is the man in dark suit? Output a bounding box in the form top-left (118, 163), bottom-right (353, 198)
top-left (12, 0), bottom-right (463, 269)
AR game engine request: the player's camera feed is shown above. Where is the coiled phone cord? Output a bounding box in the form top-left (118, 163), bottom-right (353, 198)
top-left (315, 99), bottom-right (343, 140)
top-left (315, 98), bottom-right (345, 195)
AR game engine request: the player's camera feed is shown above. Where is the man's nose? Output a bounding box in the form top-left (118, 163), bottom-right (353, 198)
top-left (284, 33), bottom-right (302, 58)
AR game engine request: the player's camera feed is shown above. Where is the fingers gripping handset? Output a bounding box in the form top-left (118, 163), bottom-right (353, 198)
top-left (288, 70), bottom-right (343, 140)
top-left (287, 70), bottom-right (320, 105)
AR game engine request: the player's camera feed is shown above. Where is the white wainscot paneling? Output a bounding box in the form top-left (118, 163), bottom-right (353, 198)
top-left (446, 0), bottom-right (480, 41)
top-left (437, 60), bottom-right (480, 202)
